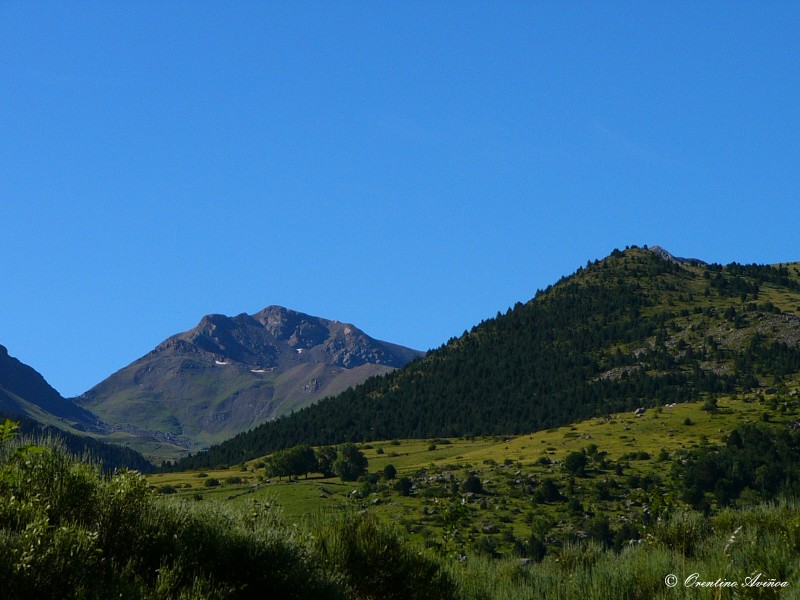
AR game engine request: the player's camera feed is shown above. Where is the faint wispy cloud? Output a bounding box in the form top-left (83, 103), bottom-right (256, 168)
top-left (592, 121), bottom-right (693, 171)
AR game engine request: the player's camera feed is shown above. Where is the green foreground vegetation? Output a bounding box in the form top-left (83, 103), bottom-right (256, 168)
top-left (2, 384), bottom-right (800, 599)
top-left (2, 421), bottom-right (800, 599)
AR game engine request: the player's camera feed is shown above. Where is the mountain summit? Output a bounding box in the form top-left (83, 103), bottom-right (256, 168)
top-left (77, 306), bottom-right (423, 457)
top-left (172, 306), bottom-right (419, 370)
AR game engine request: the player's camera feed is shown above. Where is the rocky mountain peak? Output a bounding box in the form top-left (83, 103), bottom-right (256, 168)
top-left (648, 245), bottom-right (706, 266)
top-left (253, 306), bottom-right (330, 348)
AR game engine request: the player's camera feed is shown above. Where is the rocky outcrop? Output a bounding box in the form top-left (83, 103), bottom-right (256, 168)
top-left (648, 245), bottom-right (706, 266)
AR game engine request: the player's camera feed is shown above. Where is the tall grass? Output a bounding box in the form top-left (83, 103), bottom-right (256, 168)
top-left (446, 506), bottom-right (800, 600)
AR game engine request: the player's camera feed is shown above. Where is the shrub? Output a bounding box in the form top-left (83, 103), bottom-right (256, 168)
top-left (651, 510), bottom-right (710, 557)
top-left (463, 475), bottom-right (483, 494)
top-left (309, 512), bottom-right (457, 600)
top-left (539, 478), bottom-right (563, 502)
top-left (586, 514), bottom-right (613, 547)
top-left (382, 464), bottom-right (397, 480)
top-left (564, 451), bottom-right (588, 475)
top-left (568, 497), bottom-right (584, 516)
top-left (394, 477), bottom-right (413, 496)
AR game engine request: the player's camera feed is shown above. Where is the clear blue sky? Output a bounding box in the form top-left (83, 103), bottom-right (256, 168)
top-left (2, 2), bottom-right (799, 397)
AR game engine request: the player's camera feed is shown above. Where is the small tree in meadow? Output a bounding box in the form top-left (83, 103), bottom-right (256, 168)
top-left (463, 475), bottom-right (483, 494)
top-left (334, 443), bottom-right (368, 481)
top-left (315, 446), bottom-right (338, 478)
top-left (564, 450), bottom-right (588, 476)
top-left (382, 464), bottom-right (397, 480)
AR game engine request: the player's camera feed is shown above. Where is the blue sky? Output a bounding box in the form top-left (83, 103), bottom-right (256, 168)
top-left (2, 2), bottom-right (799, 397)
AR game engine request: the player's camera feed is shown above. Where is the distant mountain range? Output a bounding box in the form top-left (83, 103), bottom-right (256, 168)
top-left (175, 246), bottom-right (800, 469)
top-left (75, 306), bottom-right (424, 458)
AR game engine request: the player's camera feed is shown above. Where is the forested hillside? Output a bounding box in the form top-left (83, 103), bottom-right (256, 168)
top-left (176, 247), bottom-right (800, 469)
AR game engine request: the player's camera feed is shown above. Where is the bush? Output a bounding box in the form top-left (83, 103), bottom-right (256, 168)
top-left (382, 464), bottom-right (397, 480)
top-left (394, 477), bottom-right (413, 496)
top-left (564, 451), bottom-right (588, 475)
top-left (568, 497), bottom-right (584, 516)
top-left (651, 510), bottom-right (710, 557)
top-left (539, 478), bottom-right (563, 502)
top-left (203, 478), bottom-right (220, 488)
top-left (463, 475), bottom-right (483, 494)
top-left (309, 513), bottom-right (457, 600)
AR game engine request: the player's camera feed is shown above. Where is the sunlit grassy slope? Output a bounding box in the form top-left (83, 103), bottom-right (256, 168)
top-left (148, 386), bottom-right (799, 556)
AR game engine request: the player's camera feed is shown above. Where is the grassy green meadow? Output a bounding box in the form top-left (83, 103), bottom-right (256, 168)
top-left (148, 390), bottom-right (800, 561)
